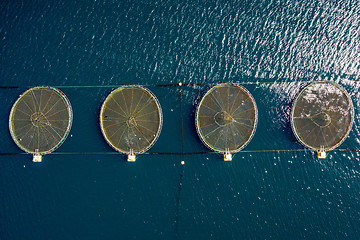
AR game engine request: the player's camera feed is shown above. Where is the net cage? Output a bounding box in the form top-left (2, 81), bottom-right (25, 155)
top-left (291, 81), bottom-right (354, 151)
top-left (100, 85), bottom-right (163, 155)
top-left (9, 86), bottom-right (73, 155)
top-left (195, 83), bottom-right (258, 153)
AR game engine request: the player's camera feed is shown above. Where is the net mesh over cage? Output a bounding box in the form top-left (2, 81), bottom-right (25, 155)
top-left (100, 86), bottom-right (163, 154)
top-left (196, 83), bottom-right (258, 153)
top-left (9, 86), bottom-right (73, 154)
top-left (291, 81), bottom-right (354, 151)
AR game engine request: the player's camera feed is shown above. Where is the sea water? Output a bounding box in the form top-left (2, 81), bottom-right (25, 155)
top-left (1, 0), bottom-right (360, 239)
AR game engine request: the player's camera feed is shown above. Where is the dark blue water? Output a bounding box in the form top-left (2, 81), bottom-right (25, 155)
top-left (1, 0), bottom-right (360, 239)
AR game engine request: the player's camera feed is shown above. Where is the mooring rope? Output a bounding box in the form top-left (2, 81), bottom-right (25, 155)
top-left (175, 84), bottom-right (185, 237)
top-left (2, 148), bottom-right (360, 156)
top-left (0, 79), bottom-right (319, 90)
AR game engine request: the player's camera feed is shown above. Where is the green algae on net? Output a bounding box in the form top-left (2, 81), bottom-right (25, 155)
top-left (9, 86), bottom-right (73, 160)
top-left (195, 83), bottom-right (258, 155)
top-left (100, 86), bottom-right (163, 157)
top-left (291, 81), bottom-right (354, 151)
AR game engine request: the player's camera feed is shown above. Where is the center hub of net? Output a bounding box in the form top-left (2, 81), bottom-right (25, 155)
top-left (30, 112), bottom-right (49, 127)
top-left (126, 116), bottom-right (137, 128)
top-left (311, 111), bottom-right (331, 128)
top-left (214, 111), bottom-right (233, 126)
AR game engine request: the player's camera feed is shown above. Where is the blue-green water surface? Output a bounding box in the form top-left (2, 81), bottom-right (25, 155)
top-left (1, 0), bottom-right (360, 239)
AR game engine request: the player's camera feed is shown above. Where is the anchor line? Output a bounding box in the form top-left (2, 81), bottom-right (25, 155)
top-left (0, 79), bottom-right (334, 90)
top-left (175, 84), bottom-right (185, 238)
top-left (2, 148), bottom-right (360, 156)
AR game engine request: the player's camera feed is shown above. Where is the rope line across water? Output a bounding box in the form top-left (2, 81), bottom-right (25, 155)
top-left (0, 80), bottom-right (316, 89)
top-left (2, 148), bottom-right (360, 156)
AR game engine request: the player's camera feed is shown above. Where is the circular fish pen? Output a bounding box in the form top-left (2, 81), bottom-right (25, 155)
top-left (9, 86), bottom-right (73, 160)
top-left (100, 86), bottom-right (163, 158)
top-left (195, 83), bottom-right (258, 157)
top-left (291, 81), bottom-right (354, 151)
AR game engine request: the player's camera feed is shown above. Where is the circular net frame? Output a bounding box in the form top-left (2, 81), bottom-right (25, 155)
top-left (291, 81), bottom-right (354, 151)
top-left (9, 86), bottom-right (73, 154)
top-left (196, 83), bottom-right (258, 153)
top-left (100, 86), bottom-right (163, 154)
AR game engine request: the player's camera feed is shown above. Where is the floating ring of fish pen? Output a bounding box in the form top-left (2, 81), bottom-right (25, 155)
top-left (291, 81), bottom-right (354, 151)
top-left (100, 86), bottom-right (163, 154)
top-left (9, 86), bottom-right (73, 155)
top-left (195, 83), bottom-right (258, 153)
